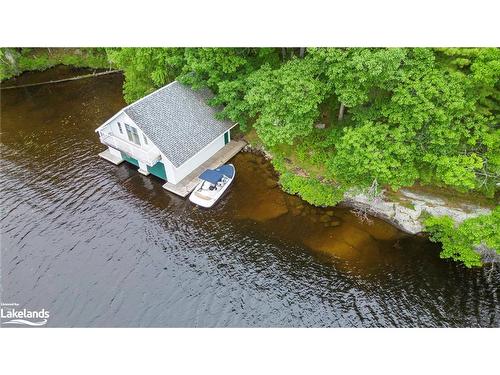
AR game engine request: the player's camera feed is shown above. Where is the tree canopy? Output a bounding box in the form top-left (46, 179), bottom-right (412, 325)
top-left (2, 47), bottom-right (498, 267)
top-left (19, 47), bottom-right (494, 198)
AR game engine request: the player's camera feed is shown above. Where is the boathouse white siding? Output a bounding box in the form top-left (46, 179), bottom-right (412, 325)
top-left (96, 81), bottom-right (236, 188)
top-left (173, 131), bottom-right (227, 183)
top-left (102, 112), bottom-right (163, 161)
top-left (97, 111), bottom-right (167, 175)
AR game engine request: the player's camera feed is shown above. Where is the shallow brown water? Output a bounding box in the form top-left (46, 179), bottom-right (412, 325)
top-left (1, 67), bottom-right (499, 327)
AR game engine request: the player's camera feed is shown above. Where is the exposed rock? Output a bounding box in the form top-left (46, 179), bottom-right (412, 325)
top-left (242, 143), bottom-right (273, 160)
top-left (474, 244), bottom-right (500, 264)
top-left (342, 190), bottom-right (491, 235)
top-left (315, 123), bottom-right (326, 129)
top-left (341, 190), bottom-right (497, 262)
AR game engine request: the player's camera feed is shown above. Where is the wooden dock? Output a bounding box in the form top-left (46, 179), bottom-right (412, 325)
top-left (162, 140), bottom-right (246, 197)
top-left (98, 149), bottom-right (124, 165)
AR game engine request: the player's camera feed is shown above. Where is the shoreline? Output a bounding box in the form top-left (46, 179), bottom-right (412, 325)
top-left (240, 140), bottom-right (499, 264)
top-left (5, 63), bottom-right (498, 266)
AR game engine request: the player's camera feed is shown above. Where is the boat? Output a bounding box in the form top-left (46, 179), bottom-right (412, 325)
top-left (188, 164), bottom-right (235, 208)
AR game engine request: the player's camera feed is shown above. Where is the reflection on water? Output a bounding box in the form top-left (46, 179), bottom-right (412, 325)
top-left (1, 66), bottom-right (499, 327)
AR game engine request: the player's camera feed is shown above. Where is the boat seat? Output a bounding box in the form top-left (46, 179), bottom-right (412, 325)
top-left (195, 191), bottom-right (212, 200)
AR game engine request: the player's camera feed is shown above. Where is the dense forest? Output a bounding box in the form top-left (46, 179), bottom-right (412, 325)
top-left (102, 49), bottom-right (497, 194)
top-left (1, 47), bottom-right (499, 266)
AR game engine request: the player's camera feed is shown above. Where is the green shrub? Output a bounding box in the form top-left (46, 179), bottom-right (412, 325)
top-left (424, 207), bottom-right (500, 267)
top-left (272, 156), bottom-right (345, 206)
top-left (279, 172), bottom-right (345, 206)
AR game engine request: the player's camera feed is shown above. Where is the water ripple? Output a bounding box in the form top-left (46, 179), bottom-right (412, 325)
top-left (1, 68), bottom-right (499, 327)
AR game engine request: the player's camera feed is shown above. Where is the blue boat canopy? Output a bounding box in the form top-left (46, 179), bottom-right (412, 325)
top-left (199, 165), bottom-right (234, 184)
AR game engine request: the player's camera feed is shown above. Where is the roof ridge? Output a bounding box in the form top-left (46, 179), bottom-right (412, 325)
top-left (121, 81), bottom-right (236, 168)
top-left (124, 80), bottom-right (179, 111)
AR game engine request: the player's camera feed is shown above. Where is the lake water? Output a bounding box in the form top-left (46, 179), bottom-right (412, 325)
top-left (1, 67), bottom-right (498, 327)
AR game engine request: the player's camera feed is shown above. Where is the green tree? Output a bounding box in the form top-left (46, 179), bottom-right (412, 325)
top-left (302, 48), bottom-right (499, 194)
top-left (436, 48), bottom-right (500, 119)
top-left (245, 58), bottom-right (327, 146)
top-left (106, 48), bottom-right (185, 103)
top-left (101, 47), bottom-right (498, 199)
top-left (308, 47), bottom-right (410, 120)
top-left (328, 122), bottom-right (419, 189)
top-left (177, 48), bottom-right (280, 128)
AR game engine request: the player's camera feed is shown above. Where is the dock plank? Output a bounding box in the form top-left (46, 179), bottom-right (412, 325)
top-left (162, 140), bottom-right (246, 197)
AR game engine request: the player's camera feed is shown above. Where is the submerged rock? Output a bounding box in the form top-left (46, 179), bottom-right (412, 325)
top-left (231, 153), bottom-right (289, 222)
top-left (364, 221), bottom-right (401, 241)
top-left (234, 189), bottom-right (289, 222)
top-left (319, 215), bottom-right (330, 223)
top-left (264, 177), bottom-right (278, 188)
top-left (304, 225), bottom-right (380, 261)
top-left (327, 219), bottom-right (341, 227)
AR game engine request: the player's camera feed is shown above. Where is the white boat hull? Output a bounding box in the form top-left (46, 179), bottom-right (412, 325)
top-left (189, 164), bottom-right (235, 208)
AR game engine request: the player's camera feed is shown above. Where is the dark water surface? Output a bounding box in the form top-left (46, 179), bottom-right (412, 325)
top-left (1, 67), bottom-right (499, 327)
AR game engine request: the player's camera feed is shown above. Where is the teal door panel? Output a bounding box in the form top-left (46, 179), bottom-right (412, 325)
top-left (147, 161), bottom-right (167, 180)
top-left (224, 131), bottom-right (230, 145)
top-left (120, 151), bottom-right (139, 167)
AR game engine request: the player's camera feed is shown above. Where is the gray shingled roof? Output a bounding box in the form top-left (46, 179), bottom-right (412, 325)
top-left (124, 81), bottom-right (234, 167)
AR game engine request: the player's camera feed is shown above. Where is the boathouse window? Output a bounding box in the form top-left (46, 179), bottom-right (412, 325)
top-left (125, 124), bottom-right (141, 145)
top-left (117, 122), bottom-right (123, 134)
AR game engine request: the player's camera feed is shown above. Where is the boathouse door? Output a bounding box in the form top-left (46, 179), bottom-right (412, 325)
top-left (147, 161), bottom-right (167, 181)
top-left (120, 151), bottom-right (139, 167)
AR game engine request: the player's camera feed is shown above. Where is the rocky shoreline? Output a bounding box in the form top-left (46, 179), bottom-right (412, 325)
top-left (341, 189), bottom-right (491, 235)
top-left (241, 141), bottom-right (498, 263)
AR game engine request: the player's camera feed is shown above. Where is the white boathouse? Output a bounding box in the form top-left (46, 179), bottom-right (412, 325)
top-left (96, 81), bottom-right (245, 196)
